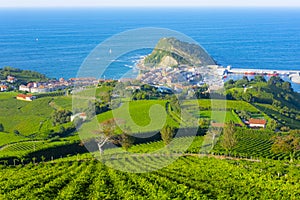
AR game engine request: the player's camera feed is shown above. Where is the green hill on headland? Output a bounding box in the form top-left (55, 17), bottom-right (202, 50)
top-left (143, 37), bottom-right (216, 68)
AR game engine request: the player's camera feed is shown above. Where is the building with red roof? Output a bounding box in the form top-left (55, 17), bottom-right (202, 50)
top-left (248, 118), bottom-right (267, 128)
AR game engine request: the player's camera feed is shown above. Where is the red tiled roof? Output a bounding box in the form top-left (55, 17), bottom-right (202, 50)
top-left (17, 94), bottom-right (32, 98)
top-left (79, 113), bottom-right (86, 117)
top-left (249, 118), bottom-right (267, 125)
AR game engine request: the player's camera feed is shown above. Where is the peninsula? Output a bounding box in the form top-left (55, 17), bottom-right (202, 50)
top-left (136, 37), bottom-right (224, 90)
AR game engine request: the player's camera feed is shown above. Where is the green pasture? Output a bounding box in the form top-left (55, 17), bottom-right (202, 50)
top-left (183, 99), bottom-right (259, 112)
top-left (0, 92), bottom-right (19, 100)
top-left (0, 97), bottom-right (54, 136)
top-left (199, 110), bottom-right (242, 123)
top-left (51, 96), bottom-right (72, 110)
top-left (79, 100), bottom-right (179, 139)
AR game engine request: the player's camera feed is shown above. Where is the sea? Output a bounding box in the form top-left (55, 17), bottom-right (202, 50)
top-left (0, 8), bottom-right (300, 90)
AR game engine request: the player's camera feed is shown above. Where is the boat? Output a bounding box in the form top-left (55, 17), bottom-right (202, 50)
top-left (267, 73), bottom-right (279, 76)
top-left (244, 72), bottom-right (256, 75)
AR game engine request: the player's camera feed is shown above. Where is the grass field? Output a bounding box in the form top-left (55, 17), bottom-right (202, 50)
top-left (0, 93), bottom-right (76, 138)
top-left (0, 92), bottom-right (18, 100)
top-left (183, 99), bottom-right (259, 112)
top-left (200, 110), bottom-right (242, 123)
top-left (0, 96), bottom-right (53, 136)
top-left (79, 100), bottom-right (179, 139)
top-left (51, 96), bottom-right (72, 110)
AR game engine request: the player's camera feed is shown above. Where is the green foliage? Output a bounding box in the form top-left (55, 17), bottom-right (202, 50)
top-left (0, 155), bottom-right (299, 199)
top-left (160, 125), bottom-right (174, 146)
top-left (271, 130), bottom-right (300, 162)
top-left (0, 66), bottom-right (48, 83)
top-left (52, 110), bottom-right (72, 126)
top-left (144, 37), bottom-right (216, 67)
top-left (267, 118), bottom-right (279, 131)
top-left (120, 133), bottom-right (134, 151)
top-left (93, 100), bottom-right (179, 133)
top-left (255, 103), bottom-right (300, 129)
top-left (220, 121), bottom-right (237, 152)
top-left (212, 128), bottom-right (300, 161)
top-left (0, 96), bottom-right (56, 136)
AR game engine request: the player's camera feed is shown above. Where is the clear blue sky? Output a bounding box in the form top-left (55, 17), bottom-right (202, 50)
top-left (1, 0), bottom-right (300, 8)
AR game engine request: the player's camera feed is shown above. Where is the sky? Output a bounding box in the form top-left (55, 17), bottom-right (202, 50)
top-left (1, 0), bottom-right (300, 8)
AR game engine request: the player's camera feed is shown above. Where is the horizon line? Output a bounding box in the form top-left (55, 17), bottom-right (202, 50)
top-left (1, 6), bottom-right (300, 8)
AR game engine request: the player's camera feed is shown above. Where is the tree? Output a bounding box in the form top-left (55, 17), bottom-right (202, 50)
top-left (242, 92), bottom-right (252, 103)
top-left (0, 123), bottom-right (4, 132)
top-left (221, 121), bottom-right (237, 153)
top-left (94, 119), bottom-right (119, 155)
top-left (282, 81), bottom-right (293, 92)
top-left (267, 119), bottom-right (278, 131)
top-left (119, 125), bottom-right (134, 151)
top-left (59, 126), bottom-right (66, 134)
top-left (52, 110), bottom-right (72, 126)
top-left (268, 76), bottom-right (282, 86)
top-left (271, 130), bottom-right (300, 162)
top-left (254, 75), bottom-right (266, 83)
top-left (120, 133), bottom-right (134, 151)
top-left (14, 130), bottom-right (20, 135)
top-left (160, 125), bottom-right (174, 146)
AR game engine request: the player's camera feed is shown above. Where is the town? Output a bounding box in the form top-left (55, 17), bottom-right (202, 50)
top-left (0, 74), bottom-right (99, 96)
top-left (136, 61), bottom-right (225, 91)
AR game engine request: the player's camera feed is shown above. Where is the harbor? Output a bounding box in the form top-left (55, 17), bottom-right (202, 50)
top-left (219, 66), bottom-right (300, 84)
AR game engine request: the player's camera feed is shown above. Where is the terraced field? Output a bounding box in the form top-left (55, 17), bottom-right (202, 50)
top-left (212, 129), bottom-right (300, 160)
top-left (0, 93), bottom-right (55, 136)
top-left (0, 141), bottom-right (71, 158)
top-left (0, 155), bottom-right (299, 199)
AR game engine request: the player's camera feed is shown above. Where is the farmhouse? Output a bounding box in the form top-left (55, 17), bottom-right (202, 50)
top-left (16, 94), bottom-right (36, 101)
top-left (248, 118), bottom-right (267, 128)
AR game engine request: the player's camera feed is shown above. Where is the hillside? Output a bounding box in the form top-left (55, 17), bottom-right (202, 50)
top-left (224, 76), bottom-right (300, 129)
top-left (143, 37), bottom-right (216, 68)
top-left (0, 67), bottom-right (48, 83)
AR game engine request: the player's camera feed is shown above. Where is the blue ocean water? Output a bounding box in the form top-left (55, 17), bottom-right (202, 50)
top-left (0, 8), bottom-right (300, 80)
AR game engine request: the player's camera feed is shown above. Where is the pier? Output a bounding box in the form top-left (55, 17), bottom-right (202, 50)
top-left (219, 66), bottom-right (300, 84)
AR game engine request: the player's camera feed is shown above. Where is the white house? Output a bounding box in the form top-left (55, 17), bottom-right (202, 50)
top-left (249, 118), bottom-right (267, 128)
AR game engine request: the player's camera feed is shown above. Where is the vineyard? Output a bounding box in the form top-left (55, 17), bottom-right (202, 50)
top-left (0, 140), bottom-right (77, 158)
top-left (212, 129), bottom-right (300, 160)
top-left (0, 95), bottom-right (57, 136)
top-left (255, 103), bottom-right (300, 129)
top-left (0, 155), bottom-right (299, 199)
